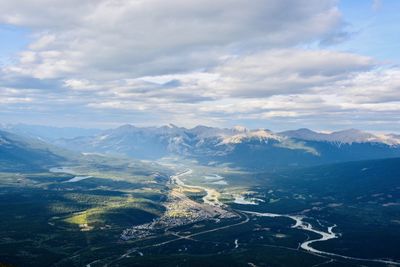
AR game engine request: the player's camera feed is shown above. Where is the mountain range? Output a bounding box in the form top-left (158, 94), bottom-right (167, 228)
top-left (0, 129), bottom-right (66, 171)
top-left (2, 123), bottom-right (400, 170)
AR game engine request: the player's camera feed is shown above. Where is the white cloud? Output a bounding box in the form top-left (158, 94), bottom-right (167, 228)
top-left (0, 0), bottom-right (343, 78)
top-left (212, 49), bottom-right (374, 97)
top-left (0, 0), bottom-right (399, 132)
top-left (333, 68), bottom-right (400, 103)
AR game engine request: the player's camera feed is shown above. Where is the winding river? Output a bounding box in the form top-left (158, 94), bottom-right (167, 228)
top-left (169, 168), bottom-right (400, 266)
top-left (242, 211), bottom-right (400, 266)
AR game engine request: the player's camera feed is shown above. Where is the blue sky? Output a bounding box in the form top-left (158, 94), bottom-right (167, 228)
top-left (0, 25), bottom-right (29, 65)
top-left (0, 0), bottom-right (399, 132)
top-left (338, 0), bottom-right (400, 64)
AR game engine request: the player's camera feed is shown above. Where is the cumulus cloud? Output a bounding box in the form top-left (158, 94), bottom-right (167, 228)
top-left (0, 0), bottom-right (342, 78)
top-left (212, 49), bottom-right (374, 97)
top-left (333, 68), bottom-right (400, 103)
top-left (0, 0), bottom-right (399, 131)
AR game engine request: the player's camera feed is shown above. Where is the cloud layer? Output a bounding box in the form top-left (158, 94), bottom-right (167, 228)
top-left (0, 0), bottom-right (399, 131)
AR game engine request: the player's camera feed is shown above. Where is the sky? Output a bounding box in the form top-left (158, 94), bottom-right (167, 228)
top-left (0, 0), bottom-right (399, 132)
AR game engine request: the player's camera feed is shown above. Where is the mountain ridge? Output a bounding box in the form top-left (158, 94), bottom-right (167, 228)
top-left (45, 124), bottom-right (400, 169)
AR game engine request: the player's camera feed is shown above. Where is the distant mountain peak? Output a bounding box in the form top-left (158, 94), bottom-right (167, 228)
top-left (296, 128), bottom-right (318, 133)
top-left (329, 129), bottom-right (378, 144)
top-left (232, 125), bottom-right (248, 133)
top-left (279, 128), bottom-right (321, 140)
top-left (281, 127), bottom-right (400, 145)
top-left (221, 129), bottom-right (282, 144)
top-left (116, 124), bottom-right (137, 130)
top-left (333, 128), bottom-right (365, 135)
top-left (165, 123), bottom-right (179, 128)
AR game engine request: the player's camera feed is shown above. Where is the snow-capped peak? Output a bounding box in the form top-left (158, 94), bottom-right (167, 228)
top-left (220, 129), bottom-right (282, 144)
top-left (281, 128), bottom-right (400, 145)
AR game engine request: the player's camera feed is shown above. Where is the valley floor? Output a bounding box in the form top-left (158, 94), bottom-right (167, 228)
top-left (1, 157), bottom-right (400, 267)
